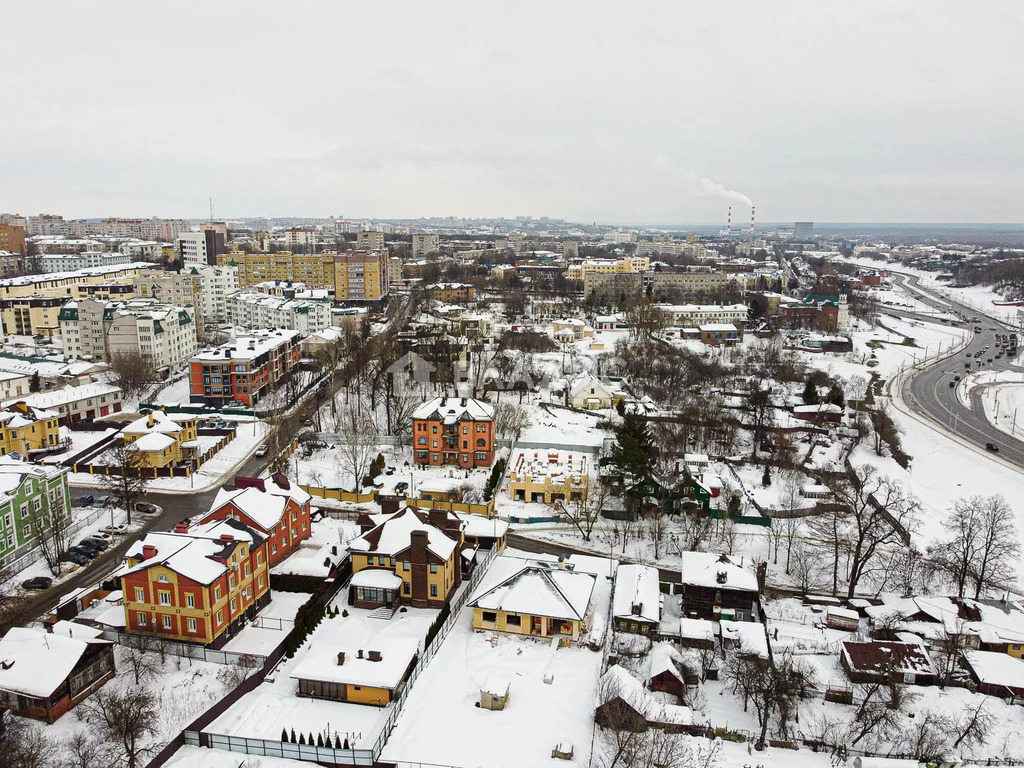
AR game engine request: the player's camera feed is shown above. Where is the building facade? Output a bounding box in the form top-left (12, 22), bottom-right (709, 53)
top-left (0, 456), bottom-right (70, 563)
top-left (190, 265), bottom-right (240, 325)
top-left (334, 250), bottom-right (390, 302)
top-left (2, 383), bottom-right (123, 424)
top-left (0, 402), bottom-right (64, 458)
top-left (60, 299), bottom-right (198, 369)
top-left (221, 251), bottom-right (335, 288)
top-left (39, 252), bottom-right (130, 272)
top-left (0, 224), bottom-right (26, 258)
top-left (177, 230), bottom-right (227, 268)
top-left (188, 329), bottom-right (303, 407)
top-left (412, 396), bottom-right (495, 468)
top-left (227, 292), bottom-right (331, 333)
top-left (412, 233), bottom-right (439, 259)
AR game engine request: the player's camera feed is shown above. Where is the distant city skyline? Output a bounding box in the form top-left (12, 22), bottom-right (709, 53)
top-left (2, 1), bottom-right (1022, 224)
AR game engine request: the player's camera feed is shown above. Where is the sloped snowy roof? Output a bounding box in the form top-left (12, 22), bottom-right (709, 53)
top-left (291, 636), bottom-right (419, 691)
top-left (211, 486), bottom-right (287, 531)
top-left (647, 643), bottom-right (685, 683)
top-left (0, 627), bottom-right (109, 698)
top-left (720, 620), bottom-right (769, 658)
top-left (122, 524), bottom-right (255, 585)
top-left (350, 569), bottom-right (403, 590)
top-left (612, 564), bottom-right (660, 624)
top-left (469, 556), bottom-right (595, 621)
top-left (412, 396), bottom-right (494, 423)
top-left (127, 432), bottom-right (176, 452)
top-left (680, 552), bottom-right (758, 592)
top-left (122, 409), bottom-right (183, 435)
top-left (1, 382), bottom-right (122, 411)
top-left (456, 512), bottom-right (509, 539)
top-left (349, 508), bottom-right (458, 561)
top-left (598, 665), bottom-right (691, 725)
top-left (963, 650), bottom-right (1024, 689)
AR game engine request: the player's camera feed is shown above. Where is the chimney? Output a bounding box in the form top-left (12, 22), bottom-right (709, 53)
top-left (174, 522), bottom-right (188, 533)
top-left (336, 652), bottom-right (345, 666)
top-left (460, 397), bottom-right (467, 407)
top-left (357, 649), bottom-right (364, 659)
top-left (271, 472), bottom-right (290, 490)
top-left (141, 544), bottom-right (158, 560)
top-left (715, 570), bottom-right (727, 584)
top-left (220, 534), bottom-right (234, 543)
top-left (367, 650), bottom-right (382, 662)
top-left (631, 603), bottom-right (642, 616)
top-left (428, 508), bottom-right (447, 529)
top-left (410, 529), bottom-right (429, 565)
top-left (440, 396), bottom-right (446, 406)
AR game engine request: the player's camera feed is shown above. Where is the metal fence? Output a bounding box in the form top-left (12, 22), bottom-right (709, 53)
top-left (99, 629), bottom-right (266, 667)
top-left (0, 504), bottom-right (124, 574)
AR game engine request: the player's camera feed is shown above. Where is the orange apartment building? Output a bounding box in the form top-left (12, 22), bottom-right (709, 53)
top-left (200, 473), bottom-right (312, 566)
top-left (119, 518), bottom-right (271, 649)
top-left (189, 328), bottom-right (303, 407)
top-left (0, 224), bottom-right (26, 259)
top-left (411, 396), bottom-right (495, 468)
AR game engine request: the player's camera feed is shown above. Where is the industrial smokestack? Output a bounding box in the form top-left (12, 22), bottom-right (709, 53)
top-left (750, 205), bottom-right (755, 233)
top-left (727, 206), bottom-right (731, 234)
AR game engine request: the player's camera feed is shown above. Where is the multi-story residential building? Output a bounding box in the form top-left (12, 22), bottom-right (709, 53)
top-left (120, 410), bottom-right (199, 468)
top-left (189, 329), bottom-right (303, 407)
top-left (39, 252), bottom-right (130, 272)
top-left (0, 224), bottom-right (26, 258)
top-left (189, 265), bottom-right (239, 325)
top-left (356, 230), bottom-right (384, 251)
top-left (120, 517), bottom-right (271, 648)
top-left (0, 214), bottom-right (27, 228)
top-left (389, 255), bottom-right (403, 286)
top-left (0, 262), bottom-right (158, 301)
top-left (348, 507), bottom-right (465, 609)
top-left (412, 396), bottom-right (495, 468)
top-left (228, 292), bottom-right (331, 333)
top-left (177, 230), bottom-right (226, 268)
top-left (334, 250), bottom-right (389, 303)
top-left (0, 455), bottom-right (70, 564)
top-left (566, 256), bottom-right (650, 281)
top-left (284, 227), bottom-right (317, 249)
top-left (0, 250), bottom-right (23, 274)
top-left (59, 299), bottom-right (198, 370)
top-left (2, 383), bottom-right (123, 424)
top-left (117, 240), bottom-right (163, 260)
top-left (0, 402), bottom-right (64, 458)
top-left (0, 296), bottom-right (65, 338)
top-left (220, 251), bottom-right (335, 288)
top-left (27, 214), bottom-right (69, 237)
top-left (0, 372), bottom-right (32, 401)
top-left (657, 303), bottom-right (748, 327)
top-left (583, 270), bottom-right (729, 302)
top-left (201, 473), bottom-right (311, 566)
top-left (412, 233), bottom-right (439, 259)
top-left (425, 282), bottom-right (475, 303)
top-left (508, 450), bottom-right (588, 505)
top-left (70, 218), bottom-right (190, 241)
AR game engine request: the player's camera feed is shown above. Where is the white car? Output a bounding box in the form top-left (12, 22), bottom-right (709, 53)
top-left (90, 532), bottom-right (113, 543)
top-left (255, 444), bottom-right (269, 457)
top-left (101, 524), bottom-right (129, 535)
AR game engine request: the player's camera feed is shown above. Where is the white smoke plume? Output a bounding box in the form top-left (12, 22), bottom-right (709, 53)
top-left (651, 155), bottom-right (753, 208)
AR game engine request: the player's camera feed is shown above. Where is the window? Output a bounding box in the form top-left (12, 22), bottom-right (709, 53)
top-left (186, 594), bottom-right (195, 608)
top-left (403, 581), bottom-right (411, 594)
top-left (19, 504), bottom-right (27, 519)
top-left (389, 557), bottom-right (396, 567)
top-left (137, 612), bottom-right (147, 625)
top-left (159, 592), bottom-right (170, 606)
top-left (506, 614), bottom-right (521, 627)
top-left (476, 452), bottom-right (487, 461)
top-left (432, 454), bottom-right (439, 462)
top-left (187, 618), bottom-right (196, 632)
top-left (258, 575), bottom-right (264, 589)
top-left (162, 615), bottom-right (172, 629)
top-left (214, 586), bottom-right (222, 600)
top-left (229, 575), bottom-right (235, 590)
top-left (430, 584), bottom-right (438, 597)
top-left (402, 561), bottom-right (410, 571)
top-left (482, 611), bottom-right (497, 623)
top-left (477, 438), bottom-right (486, 447)
top-left (135, 587), bottom-right (145, 602)
top-left (417, 437), bottom-right (427, 445)
top-left (430, 564), bottom-right (438, 574)
top-left (463, 426), bottom-right (468, 434)
top-left (244, 563), bottom-right (250, 577)
top-left (216, 610), bottom-right (223, 625)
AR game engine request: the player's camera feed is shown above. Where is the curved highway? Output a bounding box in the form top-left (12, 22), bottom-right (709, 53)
top-left (893, 273), bottom-right (1024, 464)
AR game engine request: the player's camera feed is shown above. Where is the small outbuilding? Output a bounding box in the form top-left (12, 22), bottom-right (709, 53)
top-left (480, 675), bottom-right (511, 710)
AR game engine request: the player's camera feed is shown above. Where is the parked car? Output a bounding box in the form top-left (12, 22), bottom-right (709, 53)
top-left (94, 495), bottom-right (112, 507)
top-left (77, 539), bottom-right (105, 554)
top-left (255, 444), bottom-right (269, 457)
top-left (22, 576), bottom-right (53, 590)
top-left (986, 442), bottom-right (1000, 452)
top-left (69, 545), bottom-right (98, 560)
top-left (101, 524), bottom-right (129, 535)
top-left (75, 494), bottom-right (95, 507)
top-left (83, 536), bottom-right (109, 550)
top-left (90, 531), bottom-right (113, 543)
top-left (394, 481), bottom-right (409, 493)
top-left (62, 551), bottom-right (89, 566)
top-left (135, 502), bottom-right (159, 515)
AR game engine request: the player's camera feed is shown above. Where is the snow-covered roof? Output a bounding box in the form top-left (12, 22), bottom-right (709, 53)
top-left (122, 520), bottom-right (259, 585)
top-left (127, 432), bottom-right (176, 452)
top-left (456, 512), bottom-right (509, 539)
top-left (720, 620), bottom-right (769, 658)
top-left (211, 486), bottom-right (287, 530)
top-left (963, 650), bottom-right (1024, 689)
top-left (122, 409), bottom-right (184, 435)
top-left (0, 627), bottom-right (109, 698)
top-left (598, 665), bottom-right (691, 726)
top-left (291, 636), bottom-right (419, 691)
top-left (0, 402), bottom-right (59, 426)
top-left (793, 403), bottom-right (843, 414)
top-left (469, 556), bottom-right (595, 622)
top-left (841, 641), bottom-right (934, 676)
top-left (679, 617), bottom-right (716, 642)
top-left (569, 375), bottom-right (613, 399)
top-left (349, 508), bottom-right (458, 561)
top-left (350, 569), bottom-right (403, 590)
top-left (51, 620), bottom-right (104, 640)
top-left (412, 396), bottom-right (493, 423)
top-left (612, 564), bottom-right (660, 624)
top-left (1, 382), bottom-right (122, 411)
top-left (192, 329), bottom-right (302, 363)
top-left (680, 552), bottom-right (758, 592)
top-left (647, 643), bottom-right (685, 683)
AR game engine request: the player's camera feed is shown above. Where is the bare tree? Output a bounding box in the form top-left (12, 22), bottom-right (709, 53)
top-left (108, 349), bottom-right (159, 402)
top-left (951, 699), bottom-right (993, 750)
top-left (120, 643), bottom-right (161, 685)
top-left (81, 688), bottom-right (159, 768)
top-left (97, 441), bottom-right (152, 526)
top-left (723, 648), bottom-right (813, 748)
top-left (678, 510), bottom-right (714, 553)
top-left (2, 711), bottom-right (60, 768)
top-left (745, 377), bottom-right (775, 459)
top-left (30, 486), bottom-right (71, 577)
top-left (336, 398), bottom-right (379, 491)
top-left (966, 494), bottom-right (1017, 598)
top-left (846, 671), bottom-right (917, 749)
top-left (788, 541), bottom-right (827, 593)
top-left (61, 731), bottom-right (114, 768)
top-left (562, 478), bottom-right (607, 542)
top-left (494, 401), bottom-right (530, 445)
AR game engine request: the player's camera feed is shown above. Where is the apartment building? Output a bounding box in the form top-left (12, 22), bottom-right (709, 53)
top-left (60, 299), bottom-right (198, 369)
top-left (583, 270), bottom-right (729, 302)
top-left (0, 402), bottom-right (63, 458)
top-left (657, 303), bottom-right (748, 326)
top-left (2, 383), bottom-right (123, 424)
top-left (412, 233), bottom-right (440, 259)
top-left (0, 251), bottom-right (23, 274)
top-left (69, 218), bottom-right (189, 240)
top-left (425, 282), bottom-right (475, 303)
top-left (39, 252), bottom-right (130, 272)
top-left (356, 230), bottom-right (385, 251)
top-left (228, 292), bottom-right (331, 333)
top-left (334, 250), bottom-right (389, 303)
top-left (566, 256), bottom-right (650, 281)
top-left (0, 455), bottom-right (70, 565)
top-left (412, 396), bottom-right (495, 469)
top-left (120, 517), bottom-right (271, 648)
top-left (0, 263), bottom-right (158, 301)
top-left (284, 228), bottom-right (317, 248)
top-left (190, 265), bottom-right (239, 325)
top-left (177, 230), bottom-right (226, 268)
top-left (221, 251), bottom-right (335, 288)
top-left (188, 329), bottom-right (303, 407)
top-left (0, 296), bottom-right (65, 338)
top-left (200, 473), bottom-right (312, 566)
top-left (0, 224), bottom-right (26, 257)
top-left (26, 215), bottom-right (69, 236)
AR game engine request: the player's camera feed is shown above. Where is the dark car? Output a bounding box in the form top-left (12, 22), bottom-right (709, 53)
top-left (62, 551), bottom-right (89, 566)
top-left (95, 495), bottom-right (112, 507)
top-left (394, 481), bottom-right (409, 493)
top-left (22, 576), bottom-right (53, 590)
top-left (75, 494), bottom-right (94, 507)
top-left (75, 541), bottom-right (103, 556)
top-left (80, 537), bottom-right (109, 551)
top-left (68, 546), bottom-right (97, 560)
top-left (135, 502), bottom-right (159, 514)
top-left (986, 442), bottom-right (1000, 452)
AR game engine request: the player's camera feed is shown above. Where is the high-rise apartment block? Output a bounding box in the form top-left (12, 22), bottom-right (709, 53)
top-left (0, 225), bottom-right (26, 257)
top-left (356, 230), bottom-right (385, 251)
top-left (220, 251), bottom-right (333, 288)
top-left (412, 234), bottom-right (440, 259)
top-left (333, 250), bottom-right (390, 303)
top-left (177, 231), bottom-right (227, 268)
top-left (189, 266), bottom-right (239, 325)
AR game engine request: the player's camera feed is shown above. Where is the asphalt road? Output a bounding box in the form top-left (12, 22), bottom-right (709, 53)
top-left (893, 273), bottom-right (1024, 464)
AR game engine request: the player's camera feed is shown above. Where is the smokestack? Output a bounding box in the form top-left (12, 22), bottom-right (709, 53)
top-left (750, 205), bottom-right (755, 233)
top-left (727, 206), bottom-right (731, 234)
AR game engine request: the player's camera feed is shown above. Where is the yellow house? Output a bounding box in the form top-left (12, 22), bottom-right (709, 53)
top-left (508, 450), bottom-right (589, 505)
top-left (120, 410), bottom-right (198, 468)
top-left (292, 636), bottom-right (420, 707)
top-left (469, 557), bottom-right (596, 642)
top-left (348, 508), bottom-right (463, 609)
top-left (0, 402), bottom-right (63, 457)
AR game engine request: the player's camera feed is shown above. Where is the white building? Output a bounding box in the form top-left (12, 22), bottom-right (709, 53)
top-left (38, 251), bottom-right (130, 272)
top-left (189, 265), bottom-right (239, 325)
top-left (657, 303), bottom-right (748, 327)
top-left (284, 228), bottom-right (317, 248)
top-left (228, 292), bottom-right (331, 333)
top-left (2, 382), bottom-right (123, 423)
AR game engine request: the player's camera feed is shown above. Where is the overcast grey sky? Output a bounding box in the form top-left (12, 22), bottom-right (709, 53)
top-left (2, 1), bottom-right (1022, 223)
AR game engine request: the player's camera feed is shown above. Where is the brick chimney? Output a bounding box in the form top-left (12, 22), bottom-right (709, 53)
top-left (336, 652), bottom-right (345, 666)
top-left (271, 472), bottom-right (290, 490)
top-left (220, 534), bottom-right (234, 543)
top-left (234, 476), bottom-right (266, 492)
top-left (410, 530), bottom-right (429, 565)
top-left (427, 508), bottom-right (447, 529)
top-left (141, 544), bottom-right (157, 560)
top-left (174, 522), bottom-right (188, 533)
top-left (367, 650), bottom-right (382, 662)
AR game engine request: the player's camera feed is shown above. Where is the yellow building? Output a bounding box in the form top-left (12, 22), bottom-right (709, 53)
top-left (348, 508), bottom-right (463, 609)
top-left (120, 410), bottom-right (198, 468)
top-left (0, 264), bottom-right (159, 300)
top-left (292, 636), bottom-right (419, 707)
top-left (219, 251), bottom-right (336, 288)
top-left (566, 256), bottom-right (650, 281)
top-left (425, 282), bottom-right (475, 303)
top-left (0, 402), bottom-right (64, 457)
top-left (508, 450), bottom-right (588, 505)
top-left (469, 557), bottom-right (596, 642)
top-left (334, 250), bottom-right (390, 302)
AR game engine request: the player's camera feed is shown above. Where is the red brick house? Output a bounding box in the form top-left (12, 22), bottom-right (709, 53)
top-left (201, 473), bottom-right (311, 566)
top-left (0, 625), bottom-right (115, 723)
top-left (412, 396), bottom-right (495, 468)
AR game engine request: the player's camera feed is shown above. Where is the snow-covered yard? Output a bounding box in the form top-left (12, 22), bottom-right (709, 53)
top-left (271, 516), bottom-right (359, 578)
top-left (221, 591), bottom-right (309, 656)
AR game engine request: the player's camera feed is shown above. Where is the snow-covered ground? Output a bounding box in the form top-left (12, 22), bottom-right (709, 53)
top-left (271, 517), bottom-right (359, 578)
top-left (222, 591), bottom-right (309, 656)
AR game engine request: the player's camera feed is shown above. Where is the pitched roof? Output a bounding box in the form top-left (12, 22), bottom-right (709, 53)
top-left (469, 556), bottom-right (595, 622)
top-left (0, 627), bottom-right (109, 698)
top-left (210, 486), bottom-right (288, 531)
top-left (348, 507), bottom-right (459, 561)
top-left (291, 635), bottom-right (419, 691)
top-left (963, 650), bottom-right (1024, 689)
top-left (613, 564), bottom-right (660, 624)
top-left (122, 519), bottom-right (261, 585)
top-left (841, 641), bottom-right (934, 676)
top-left (598, 665), bottom-right (691, 726)
top-left (412, 396), bottom-right (493, 423)
top-left (680, 552), bottom-right (759, 592)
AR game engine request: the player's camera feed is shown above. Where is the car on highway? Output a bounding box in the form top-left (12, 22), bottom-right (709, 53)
top-left (22, 576), bottom-right (53, 591)
top-left (986, 442), bottom-right (1000, 452)
top-left (255, 444), bottom-right (269, 457)
top-left (102, 523), bottom-right (129, 535)
top-left (135, 502), bottom-right (159, 515)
